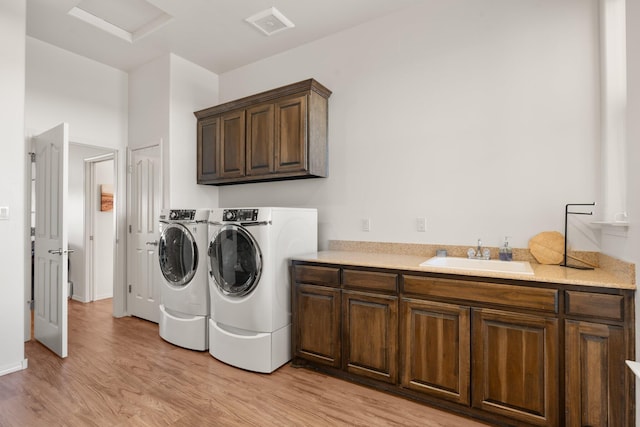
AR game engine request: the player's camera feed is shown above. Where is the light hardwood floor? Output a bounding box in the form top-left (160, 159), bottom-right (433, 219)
top-left (0, 300), bottom-right (490, 426)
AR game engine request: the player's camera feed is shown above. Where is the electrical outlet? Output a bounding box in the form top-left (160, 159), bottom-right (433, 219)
top-left (416, 217), bottom-right (426, 232)
top-left (362, 218), bottom-right (371, 232)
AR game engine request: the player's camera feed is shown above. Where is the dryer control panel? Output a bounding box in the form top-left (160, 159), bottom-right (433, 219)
top-left (168, 209), bottom-right (195, 221)
top-left (223, 209), bottom-right (259, 222)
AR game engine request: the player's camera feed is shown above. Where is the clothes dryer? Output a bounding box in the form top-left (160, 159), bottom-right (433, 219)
top-left (158, 209), bottom-right (209, 351)
top-left (207, 207), bottom-right (317, 373)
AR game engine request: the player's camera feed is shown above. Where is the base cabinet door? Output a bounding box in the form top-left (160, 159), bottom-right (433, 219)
top-left (565, 320), bottom-right (627, 427)
top-left (401, 299), bottom-right (470, 405)
top-left (343, 291), bottom-right (398, 384)
top-left (472, 308), bottom-right (558, 426)
top-left (294, 283), bottom-right (341, 368)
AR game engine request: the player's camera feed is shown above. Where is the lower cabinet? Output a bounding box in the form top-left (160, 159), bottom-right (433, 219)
top-left (291, 262), bottom-right (634, 427)
top-left (401, 298), bottom-right (470, 405)
top-left (293, 283), bottom-right (341, 368)
top-left (401, 302), bottom-right (559, 426)
top-left (343, 290), bottom-right (398, 383)
top-left (565, 320), bottom-right (627, 427)
top-left (472, 308), bottom-right (558, 426)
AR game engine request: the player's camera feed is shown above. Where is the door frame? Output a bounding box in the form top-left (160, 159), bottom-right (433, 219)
top-left (84, 152), bottom-right (117, 303)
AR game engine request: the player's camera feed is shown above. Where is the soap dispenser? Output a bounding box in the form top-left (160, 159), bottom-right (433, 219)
top-left (499, 236), bottom-right (513, 261)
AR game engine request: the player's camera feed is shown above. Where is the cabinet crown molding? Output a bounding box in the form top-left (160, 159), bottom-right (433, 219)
top-left (194, 78), bottom-right (331, 119)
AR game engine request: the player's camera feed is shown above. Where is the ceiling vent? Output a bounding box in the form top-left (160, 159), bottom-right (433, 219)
top-left (68, 0), bottom-right (172, 43)
top-left (245, 7), bottom-right (295, 36)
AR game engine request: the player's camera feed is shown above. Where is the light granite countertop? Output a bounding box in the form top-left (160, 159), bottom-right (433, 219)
top-left (292, 250), bottom-right (636, 290)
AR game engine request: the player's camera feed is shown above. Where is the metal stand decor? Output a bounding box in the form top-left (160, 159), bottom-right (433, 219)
top-left (563, 202), bottom-right (596, 270)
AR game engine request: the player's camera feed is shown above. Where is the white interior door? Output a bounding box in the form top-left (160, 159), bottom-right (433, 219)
top-left (127, 145), bottom-right (161, 323)
top-left (33, 123), bottom-right (69, 358)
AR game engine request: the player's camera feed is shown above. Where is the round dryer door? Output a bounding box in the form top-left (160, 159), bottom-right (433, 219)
top-left (208, 224), bottom-right (262, 297)
top-left (158, 223), bottom-right (198, 287)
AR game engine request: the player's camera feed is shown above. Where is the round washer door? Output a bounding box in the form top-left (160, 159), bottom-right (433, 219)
top-left (208, 224), bottom-right (262, 297)
top-left (158, 223), bottom-right (198, 287)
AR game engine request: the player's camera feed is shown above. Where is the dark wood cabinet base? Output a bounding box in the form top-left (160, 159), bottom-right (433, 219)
top-left (292, 261), bottom-right (635, 427)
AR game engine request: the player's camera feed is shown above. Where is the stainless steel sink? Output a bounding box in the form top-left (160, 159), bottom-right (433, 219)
top-left (419, 256), bottom-right (534, 275)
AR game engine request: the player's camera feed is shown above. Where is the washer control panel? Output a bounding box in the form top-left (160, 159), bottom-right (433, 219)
top-left (168, 209), bottom-right (196, 221)
top-left (223, 209), bottom-right (259, 222)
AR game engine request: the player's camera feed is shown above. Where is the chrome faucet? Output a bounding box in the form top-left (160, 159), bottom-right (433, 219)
top-left (467, 238), bottom-right (491, 260)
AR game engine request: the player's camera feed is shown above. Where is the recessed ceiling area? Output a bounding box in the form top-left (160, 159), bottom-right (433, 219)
top-left (67, 0), bottom-right (172, 43)
top-left (26, 0), bottom-right (423, 74)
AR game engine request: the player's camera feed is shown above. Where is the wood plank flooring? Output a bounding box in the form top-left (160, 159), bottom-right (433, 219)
top-left (0, 299), bottom-right (490, 426)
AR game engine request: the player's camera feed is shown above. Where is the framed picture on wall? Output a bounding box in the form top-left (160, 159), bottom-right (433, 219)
top-left (100, 184), bottom-right (113, 211)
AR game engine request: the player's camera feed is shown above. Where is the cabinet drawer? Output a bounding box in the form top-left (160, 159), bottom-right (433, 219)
top-left (403, 275), bottom-right (558, 313)
top-left (343, 269), bottom-right (398, 293)
top-left (565, 291), bottom-right (624, 321)
top-left (294, 265), bottom-right (340, 287)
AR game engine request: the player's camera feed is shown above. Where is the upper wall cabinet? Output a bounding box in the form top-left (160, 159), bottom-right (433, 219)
top-left (195, 79), bottom-right (332, 185)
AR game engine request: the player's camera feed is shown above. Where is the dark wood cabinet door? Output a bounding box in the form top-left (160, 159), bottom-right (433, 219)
top-left (472, 308), bottom-right (558, 426)
top-left (343, 290), bottom-right (398, 384)
top-left (197, 116), bottom-right (219, 182)
top-left (275, 94), bottom-right (307, 173)
top-left (565, 320), bottom-right (627, 427)
top-left (293, 283), bottom-right (341, 368)
top-left (401, 298), bottom-right (470, 405)
top-left (245, 103), bottom-right (274, 176)
top-left (219, 110), bottom-right (245, 178)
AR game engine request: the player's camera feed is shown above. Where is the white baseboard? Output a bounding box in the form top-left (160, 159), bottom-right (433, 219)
top-left (0, 358), bottom-right (28, 377)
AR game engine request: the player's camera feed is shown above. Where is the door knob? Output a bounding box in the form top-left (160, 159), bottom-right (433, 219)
top-left (146, 241), bottom-right (158, 246)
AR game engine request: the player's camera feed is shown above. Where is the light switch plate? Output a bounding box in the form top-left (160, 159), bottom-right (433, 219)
top-left (0, 206), bottom-right (8, 220)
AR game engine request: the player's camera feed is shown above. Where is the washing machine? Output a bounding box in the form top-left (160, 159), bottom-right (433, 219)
top-left (158, 209), bottom-right (210, 351)
top-left (207, 207), bottom-right (317, 373)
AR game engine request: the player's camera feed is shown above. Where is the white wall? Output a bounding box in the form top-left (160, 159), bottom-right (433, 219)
top-left (219, 0), bottom-right (601, 251)
top-left (129, 54), bottom-right (219, 209)
top-left (25, 38), bottom-right (128, 146)
top-left (128, 55), bottom-right (171, 207)
top-left (168, 54), bottom-right (220, 208)
top-left (68, 144), bottom-right (113, 302)
top-left (25, 37), bottom-right (128, 316)
top-left (129, 56), bottom-right (170, 152)
top-left (94, 159), bottom-right (114, 300)
top-left (0, 0), bottom-right (27, 376)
